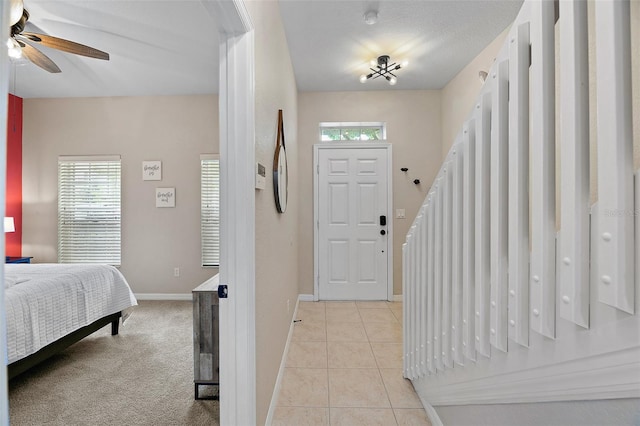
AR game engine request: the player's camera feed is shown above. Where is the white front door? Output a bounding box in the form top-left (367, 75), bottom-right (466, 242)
top-left (315, 144), bottom-right (392, 300)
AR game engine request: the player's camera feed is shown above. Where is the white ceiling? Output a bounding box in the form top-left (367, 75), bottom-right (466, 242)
top-left (279, 0), bottom-right (523, 92)
top-left (7, 0), bottom-right (523, 98)
top-left (8, 0), bottom-right (220, 98)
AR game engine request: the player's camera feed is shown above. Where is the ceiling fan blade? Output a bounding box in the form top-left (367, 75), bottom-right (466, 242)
top-left (22, 32), bottom-right (110, 60)
top-left (21, 43), bottom-right (62, 73)
top-left (9, 0), bottom-right (24, 26)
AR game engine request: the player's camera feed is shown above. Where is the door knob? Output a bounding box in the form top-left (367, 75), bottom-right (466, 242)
top-left (380, 230), bottom-right (386, 235)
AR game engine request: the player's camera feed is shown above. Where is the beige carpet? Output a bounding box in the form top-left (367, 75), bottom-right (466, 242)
top-left (8, 300), bottom-right (219, 425)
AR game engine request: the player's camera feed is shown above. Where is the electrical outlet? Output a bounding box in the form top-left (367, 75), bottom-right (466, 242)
top-left (174, 267), bottom-right (180, 277)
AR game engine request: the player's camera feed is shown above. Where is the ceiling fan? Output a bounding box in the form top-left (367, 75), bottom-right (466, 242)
top-left (7, 0), bottom-right (109, 73)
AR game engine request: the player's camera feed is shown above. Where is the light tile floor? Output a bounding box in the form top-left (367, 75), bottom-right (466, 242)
top-left (272, 301), bottom-right (432, 426)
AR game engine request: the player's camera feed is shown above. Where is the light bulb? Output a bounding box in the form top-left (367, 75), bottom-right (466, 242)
top-left (401, 60), bottom-right (409, 68)
top-left (9, 0), bottom-right (24, 26)
top-left (389, 76), bottom-right (398, 85)
top-left (359, 74), bottom-right (368, 84)
top-left (6, 38), bottom-right (22, 59)
top-left (370, 59), bottom-right (377, 68)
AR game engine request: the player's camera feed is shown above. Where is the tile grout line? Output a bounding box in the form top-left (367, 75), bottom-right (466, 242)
top-left (284, 301), bottom-right (421, 425)
top-left (362, 304), bottom-right (399, 425)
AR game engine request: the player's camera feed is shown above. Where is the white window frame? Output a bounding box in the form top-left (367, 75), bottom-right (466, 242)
top-left (201, 154), bottom-right (220, 267)
top-left (319, 121), bottom-right (387, 141)
top-left (57, 155), bottom-right (122, 265)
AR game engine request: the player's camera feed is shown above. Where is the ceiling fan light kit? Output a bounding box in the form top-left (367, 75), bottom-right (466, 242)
top-left (360, 55), bottom-right (407, 86)
top-left (6, 39), bottom-right (22, 59)
top-left (7, 0), bottom-right (110, 73)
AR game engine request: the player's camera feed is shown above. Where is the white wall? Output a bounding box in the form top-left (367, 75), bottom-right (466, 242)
top-left (22, 95), bottom-right (218, 295)
top-left (297, 90), bottom-right (441, 297)
top-left (244, 1), bottom-right (299, 424)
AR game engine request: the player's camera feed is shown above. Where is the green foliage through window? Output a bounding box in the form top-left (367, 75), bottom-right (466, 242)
top-left (320, 123), bottom-right (385, 141)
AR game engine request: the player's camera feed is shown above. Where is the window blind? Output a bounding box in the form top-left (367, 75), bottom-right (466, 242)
top-left (58, 156), bottom-right (121, 265)
top-left (201, 155), bottom-right (220, 267)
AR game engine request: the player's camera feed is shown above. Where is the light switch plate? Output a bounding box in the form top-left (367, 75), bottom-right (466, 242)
top-left (396, 209), bottom-right (406, 219)
top-left (255, 162), bottom-right (266, 190)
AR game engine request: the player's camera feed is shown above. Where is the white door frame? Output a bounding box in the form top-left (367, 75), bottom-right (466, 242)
top-left (313, 142), bottom-right (394, 302)
top-left (0, 1), bottom-right (258, 424)
top-left (0, 0), bottom-right (11, 422)
top-left (205, 1), bottom-right (256, 424)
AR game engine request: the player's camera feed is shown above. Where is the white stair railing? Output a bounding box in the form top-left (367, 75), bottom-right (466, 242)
top-left (403, 0), bottom-right (640, 405)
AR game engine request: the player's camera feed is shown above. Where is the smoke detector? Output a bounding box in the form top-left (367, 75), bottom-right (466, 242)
top-left (364, 10), bottom-right (378, 25)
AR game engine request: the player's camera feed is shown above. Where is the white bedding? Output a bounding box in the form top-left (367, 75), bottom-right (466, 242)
top-left (4, 263), bottom-right (138, 364)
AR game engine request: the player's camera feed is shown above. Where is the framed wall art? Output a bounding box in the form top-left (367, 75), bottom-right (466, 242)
top-left (143, 161), bottom-right (162, 180)
top-left (156, 187), bottom-right (175, 208)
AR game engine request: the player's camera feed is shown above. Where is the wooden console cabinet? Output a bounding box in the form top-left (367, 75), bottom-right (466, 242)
top-left (192, 274), bottom-right (220, 400)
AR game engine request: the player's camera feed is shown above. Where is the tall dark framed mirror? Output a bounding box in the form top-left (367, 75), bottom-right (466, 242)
top-left (273, 109), bottom-right (288, 213)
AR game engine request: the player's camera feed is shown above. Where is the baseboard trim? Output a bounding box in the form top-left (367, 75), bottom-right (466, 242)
top-left (414, 345), bottom-right (640, 406)
top-left (298, 294), bottom-right (314, 302)
top-left (134, 293), bottom-right (192, 301)
top-left (298, 294), bottom-right (402, 302)
top-left (266, 298), bottom-right (300, 425)
top-left (415, 392), bottom-right (444, 426)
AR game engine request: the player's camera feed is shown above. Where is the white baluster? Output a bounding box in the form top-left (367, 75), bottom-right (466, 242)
top-left (508, 21), bottom-right (531, 347)
top-left (402, 241), bottom-right (409, 376)
top-left (434, 180), bottom-right (444, 370)
top-left (426, 196), bottom-right (435, 374)
top-left (559, 0), bottom-right (590, 328)
top-left (420, 205), bottom-right (429, 376)
top-left (530, 0), bottom-right (557, 339)
top-left (452, 145), bottom-right (464, 366)
top-left (408, 223), bottom-right (419, 377)
top-left (490, 59), bottom-right (509, 353)
top-left (442, 165), bottom-right (453, 368)
top-left (462, 121), bottom-right (477, 362)
top-left (415, 209), bottom-right (424, 376)
top-left (595, 0), bottom-right (635, 314)
top-left (474, 93), bottom-right (492, 358)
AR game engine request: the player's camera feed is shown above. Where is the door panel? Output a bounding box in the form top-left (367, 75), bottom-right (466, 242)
top-left (329, 183), bottom-right (349, 224)
top-left (317, 146), bottom-right (389, 300)
top-left (357, 184), bottom-right (377, 224)
top-left (329, 239), bottom-right (349, 282)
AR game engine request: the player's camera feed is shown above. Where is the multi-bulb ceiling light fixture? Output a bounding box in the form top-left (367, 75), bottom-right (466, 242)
top-left (360, 55), bottom-right (408, 86)
top-left (359, 9), bottom-right (408, 86)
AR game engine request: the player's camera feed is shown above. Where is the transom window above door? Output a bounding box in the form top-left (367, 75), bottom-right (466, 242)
top-left (319, 122), bottom-right (386, 141)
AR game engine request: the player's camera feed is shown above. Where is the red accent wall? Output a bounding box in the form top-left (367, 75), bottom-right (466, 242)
top-left (6, 94), bottom-right (22, 257)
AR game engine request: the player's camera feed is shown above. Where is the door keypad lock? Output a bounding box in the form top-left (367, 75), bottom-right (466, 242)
top-left (380, 215), bottom-right (387, 236)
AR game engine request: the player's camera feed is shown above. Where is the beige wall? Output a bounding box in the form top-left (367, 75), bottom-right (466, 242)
top-left (297, 90), bottom-right (441, 296)
top-left (587, 0), bottom-right (640, 204)
top-left (22, 95), bottom-right (218, 295)
top-left (441, 26), bottom-right (510, 159)
top-left (245, 1), bottom-right (299, 424)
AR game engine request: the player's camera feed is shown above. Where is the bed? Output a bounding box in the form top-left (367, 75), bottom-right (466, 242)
top-left (4, 263), bottom-right (138, 379)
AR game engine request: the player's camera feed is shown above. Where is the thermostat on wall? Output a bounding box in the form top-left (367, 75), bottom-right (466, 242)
top-left (255, 162), bottom-right (266, 190)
